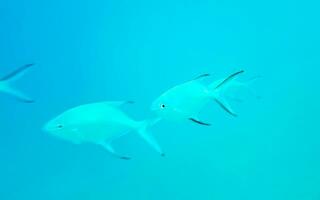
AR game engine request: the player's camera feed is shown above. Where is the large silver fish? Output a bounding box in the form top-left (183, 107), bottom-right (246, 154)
top-left (43, 101), bottom-right (163, 160)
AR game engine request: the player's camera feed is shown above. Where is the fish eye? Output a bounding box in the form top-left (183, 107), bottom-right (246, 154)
top-left (57, 124), bottom-right (63, 129)
top-left (160, 104), bottom-right (166, 109)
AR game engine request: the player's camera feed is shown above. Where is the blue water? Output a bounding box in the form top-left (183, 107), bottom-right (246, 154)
top-left (1, 0), bottom-right (320, 199)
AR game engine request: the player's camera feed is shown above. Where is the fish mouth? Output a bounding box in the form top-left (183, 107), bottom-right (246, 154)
top-left (150, 106), bottom-right (158, 112)
top-left (42, 123), bottom-right (50, 133)
top-left (150, 106), bottom-right (161, 114)
top-left (150, 101), bottom-right (160, 112)
top-left (42, 121), bottom-right (56, 133)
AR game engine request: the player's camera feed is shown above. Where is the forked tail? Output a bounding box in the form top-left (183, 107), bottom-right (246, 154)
top-left (0, 64), bottom-right (34, 103)
top-left (209, 70), bottom-right (244, 117)
top-left (137, 118), bottom-right (165, 157)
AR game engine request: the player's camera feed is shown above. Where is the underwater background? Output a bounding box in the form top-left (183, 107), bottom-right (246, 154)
top-left (1, 0), bottom-right (320, 199)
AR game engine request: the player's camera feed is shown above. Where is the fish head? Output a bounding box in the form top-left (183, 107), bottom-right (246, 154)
top-left (42, 112), bottom-right (79, 142)
top-left (151, 81), bottom-right (211, 122)
top-left (151, 91), bottom-right (188, 121)
top-left (43, 115), bottom-right (68, 135)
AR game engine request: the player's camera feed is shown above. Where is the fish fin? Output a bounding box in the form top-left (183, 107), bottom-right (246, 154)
top-left (193, 73), bottom-right (210, 80)
top-left (227, 96), bottom-right (244, 103)
top-left (220, 76), bottom-right (262, 101)
top-left (214, 97), bottom-right (237, 117)
top-left (189, 118), bottom-right (211, 126)
top-left (207, 71), bottom-right (243, 116)
top-left (215, 70), bottom-right (244, 89)
top-left (107, 101), bottom-right (135, 107)
top-left (0, 64), bottom-right (34, 82)
top-left (246, 75), bottom-right (262, 85)
top-left (0, 64), bottom-right (34, 103)
top-left (137, 119), bottom-right (164, 157)
top-left (0, 84), bottom-right (34, 103)
top-left (99, 142), bottom-right (131, 160)
top-left (242, 76), bottom-right (262, 99)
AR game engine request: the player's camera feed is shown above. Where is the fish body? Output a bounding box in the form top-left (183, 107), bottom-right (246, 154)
top-left (151, 71), bottom-right (245, 125)
top-left (152, 81), bottom-right (212, 121)
top-left (44, 101), bottom-right (163, 159)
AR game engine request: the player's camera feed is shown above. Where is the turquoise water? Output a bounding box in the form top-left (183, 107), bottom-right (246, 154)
top-left (1, 0), bottom-right (320, 199)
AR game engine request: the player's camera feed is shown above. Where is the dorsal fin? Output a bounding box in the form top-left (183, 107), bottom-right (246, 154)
top-left (193, 73), bottom-right (210, 80)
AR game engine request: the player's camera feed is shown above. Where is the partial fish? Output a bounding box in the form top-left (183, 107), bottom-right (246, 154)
top-left (208, 75), bottom-right (261, 101)
top-left (0, 64), bottom-right (34, 103)
top-left (43, 101), bottom-right (163, 160)
top-left (151, 70), bottom-right (245, 126)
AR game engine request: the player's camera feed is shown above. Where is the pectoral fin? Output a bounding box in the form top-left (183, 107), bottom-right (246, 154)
top-left (99, 142), bottom-right (131, 160)
top-left (189, 118), bottom-right (211, 126)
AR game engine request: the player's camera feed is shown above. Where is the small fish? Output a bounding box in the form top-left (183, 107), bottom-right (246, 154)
top-left (0, 64), bottom-right (35, 103)
top-left (151, 71), bottom-right (245, 126)
top-left (43, 101), bottom-right (163, 160)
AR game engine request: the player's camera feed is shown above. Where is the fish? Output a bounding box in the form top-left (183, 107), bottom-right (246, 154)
top-left (43, 101), bottom-right (163, 160)
top-left (0, 64), bottom-right (35, 103)
top-left (151, 70), bottom-right (245, 126)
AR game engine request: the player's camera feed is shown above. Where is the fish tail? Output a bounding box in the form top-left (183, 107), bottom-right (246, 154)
top-left (239, 76), bottom-right (262, 99)
top-left (136, 118), bottom-right (165, 157)
top-left (0, 64), bottom-right (35, 103)
top-left (208, 70), bottom-right (244, 117)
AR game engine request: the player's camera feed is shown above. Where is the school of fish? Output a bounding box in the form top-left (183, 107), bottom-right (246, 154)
top-left (1, 64), bottom-right (257, 160)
